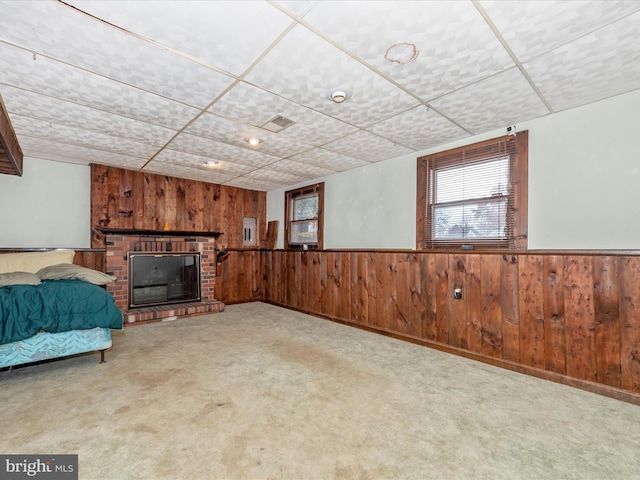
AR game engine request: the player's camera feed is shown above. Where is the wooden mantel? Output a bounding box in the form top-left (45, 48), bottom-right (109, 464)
top-left (96, 228), bottom-right (223, 238)
top-left (0, 93), bottom-right (23, 176)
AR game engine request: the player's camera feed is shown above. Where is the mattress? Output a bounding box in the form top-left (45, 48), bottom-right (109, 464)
top-left (0, 327), bottom-right (112, 369)
top-left (0, 279), bottom-right (123, 344)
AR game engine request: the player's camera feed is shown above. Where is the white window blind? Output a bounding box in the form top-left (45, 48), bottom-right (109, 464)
top-left (424, 137), bottom-right (517, 249)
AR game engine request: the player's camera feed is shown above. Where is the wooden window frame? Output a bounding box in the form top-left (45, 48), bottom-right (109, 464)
top-left (284, 182), bottom-right (324, 250)
top-left (416, 131), bottom-right (528, 251)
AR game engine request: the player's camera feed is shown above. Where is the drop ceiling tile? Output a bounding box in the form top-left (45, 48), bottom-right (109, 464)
top-left (17, 136), bottom-right (147, 168)
top-left (304, 0), bottom-right (513, 100)
top-left (223, 177), bottom-right (284, 192)
top-left (244, 168), bottom-right (306, 186)
top-left (244, 24), bottom-right (420, 128)
top-left (265, 159), bottom-right (335, 179)
top-left (430, 68), bottom-right (550, 134)
top-left (152, 150), bottom-right (255, 177)
top-left (184, 112), bottom-right (311, 158)
top-left (0, 42), bottom-right (199, 129)
top-left (1, 86), bottom-right (177, 147)
top-left (10, 115), bottom-right (160, 158)
top-left (368, 106), bottom-right (469, 151)
top-left (166, 133), bottom-right (279, 168)
top-left (67, 0), bottom-right (293, 76)
top-left (323, 130), bottom-right (413, 162)
top-left (207, 82), bottom-right (298, 125)
top-left (481, 0), bottom-right (640, 63)
top-left (283, 116), bottom-right (359, 149)
top-left (3, 0), bottom-right (638, 195)
top-left (524, 11), bottom-right (640, 112)
top-left (208, 82), bottom-right (358, 145)
top-left (273, 1), bottom-right (317, 17)
top-left (1, 1), bottom-right (235, 108)
top-left (289, 148), bottom-right (369, 172)
top-left (143, 162), bottom-right (237, 186)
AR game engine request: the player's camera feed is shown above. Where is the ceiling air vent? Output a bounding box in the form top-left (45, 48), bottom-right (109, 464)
top-left (262, 115), bottom-right (296, 133)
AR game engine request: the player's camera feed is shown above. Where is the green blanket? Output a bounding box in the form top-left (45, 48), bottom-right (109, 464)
top-left (0, 279), bottom-right (123, 344)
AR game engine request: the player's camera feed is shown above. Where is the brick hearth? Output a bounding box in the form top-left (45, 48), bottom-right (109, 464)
top-left (101, 230), bottom-right (225, 326)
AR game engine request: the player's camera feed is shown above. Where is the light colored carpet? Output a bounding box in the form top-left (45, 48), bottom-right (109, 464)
top-left (1, 302), bottom-right (639, 480)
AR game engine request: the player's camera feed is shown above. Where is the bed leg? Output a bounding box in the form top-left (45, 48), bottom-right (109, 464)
top-left (99, 350), bottom-right (106, 364)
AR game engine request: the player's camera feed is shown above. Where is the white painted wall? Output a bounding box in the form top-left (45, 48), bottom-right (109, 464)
top-left (267, 154), bottom-right (418, 249)
top-left (526, 91), bottom-right (640, 249)
top-left (0, 157), bottom-right (90, 248)
top-left (268, 88), bottom-right (640, 250)
top-left (1, 89), bottom-right (638, 250)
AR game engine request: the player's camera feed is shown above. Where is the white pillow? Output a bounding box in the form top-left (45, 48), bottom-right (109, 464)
top-left (0, 271), bottom-right (42, 287)
top-left (37, 263), bottom-right (116, 285)
top-left (0, 250), bottom-right (75, 274)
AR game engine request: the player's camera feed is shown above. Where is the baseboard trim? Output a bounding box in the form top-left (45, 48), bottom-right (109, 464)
top-left (264, 301), bottom-right (640, 406)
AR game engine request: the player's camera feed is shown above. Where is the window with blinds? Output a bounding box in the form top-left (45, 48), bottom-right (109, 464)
top-left (417, 132), bottom-right (528, 250)
top-left (284, 182), bottom-right (324, 250)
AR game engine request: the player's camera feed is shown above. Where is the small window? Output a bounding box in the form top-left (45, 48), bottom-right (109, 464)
top-left (285, 182), bottom-right (324, 250)
top-left (417, 132), bottom-right (528, 250)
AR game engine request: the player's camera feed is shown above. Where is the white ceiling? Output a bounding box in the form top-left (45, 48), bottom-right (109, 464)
top-left (1, 0), bottom-right (639, 192)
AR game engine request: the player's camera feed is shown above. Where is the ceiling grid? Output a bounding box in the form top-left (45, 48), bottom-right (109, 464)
top-left (0, 0), bottom-right (638, 190)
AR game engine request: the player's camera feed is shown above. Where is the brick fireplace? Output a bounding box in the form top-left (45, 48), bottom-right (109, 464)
top-left (98, 228), bottom-right (225, 326)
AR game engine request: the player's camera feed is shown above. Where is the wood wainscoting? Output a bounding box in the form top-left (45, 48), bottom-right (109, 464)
top-left (219, 249), bottom-right (640, 403)
top-left (217, 249), bottom-right (263, 304)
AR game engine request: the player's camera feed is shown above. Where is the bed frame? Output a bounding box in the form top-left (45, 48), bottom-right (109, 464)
top-left (0, 327), bottom-right (112, 369)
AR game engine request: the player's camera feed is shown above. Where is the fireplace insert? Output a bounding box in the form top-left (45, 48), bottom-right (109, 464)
top-left (128, 253), bottom-right (200, 308)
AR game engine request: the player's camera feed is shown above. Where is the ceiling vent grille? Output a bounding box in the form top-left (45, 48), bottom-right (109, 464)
top-left (262, 115), bottom-right (296, 133)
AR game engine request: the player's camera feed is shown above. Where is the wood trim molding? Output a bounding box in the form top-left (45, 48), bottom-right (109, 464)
top-left (0, 93), bottom-right (23, 176)
top-left (512, 130), bottom-right (528, 250)
top-left (96, 228), bottom-right (222, 237)
top-left (416, 158), bottom-right (428, 250)
top-left (0, 248), bottom-right (105, 253)
top-left (261, 248), bottom-right (640, 256)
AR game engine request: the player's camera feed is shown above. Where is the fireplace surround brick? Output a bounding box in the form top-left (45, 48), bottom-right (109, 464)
top-left (102, 232), bottom-right (225, 326)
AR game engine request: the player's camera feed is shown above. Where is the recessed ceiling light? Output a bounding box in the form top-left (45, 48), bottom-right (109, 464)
top-left (203, 160), bottom-right (219, 167)
top-left (247, 137), bottom-right (261, 147)
top-left (331, 91), bottom-right (347, 103)
top-left (326, 88), bottom-right (352, 104)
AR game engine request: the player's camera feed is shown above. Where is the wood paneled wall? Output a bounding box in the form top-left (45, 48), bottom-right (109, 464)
top-left (222, 249), bottom-right (640, 398)
top-left (72, 250), bottom-right (106, 271)
top-left (90, 164), bottom-right (266, 249)
top-left (0, 249), bottom-right (105, 271)
top-left (217, 249), bottom-right (263, 304)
